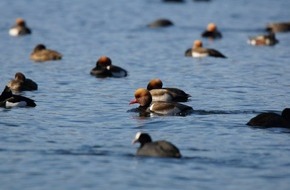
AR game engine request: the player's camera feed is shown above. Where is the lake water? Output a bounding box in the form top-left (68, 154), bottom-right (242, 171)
top-left (0, 0), bottom-right (290, 189)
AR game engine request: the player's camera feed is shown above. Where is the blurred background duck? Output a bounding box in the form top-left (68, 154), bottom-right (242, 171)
top-left (201, 23), bottom-right (222, 39)
top-left (30, 44), bottom-right (62, 62)
top-left (247, 32), bottom-right (279, 46)
top-left (9, 18), bottom-right (31, 36)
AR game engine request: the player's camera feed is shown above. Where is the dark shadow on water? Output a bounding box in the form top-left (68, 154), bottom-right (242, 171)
top-left (192, 109), bottom-right (262, 115)
top-left (248, 126), bottom-right (290, 133)
top-left (45, 149), bottom-right (110, 156)
top-left (128, 108), bottom-right (263, 118)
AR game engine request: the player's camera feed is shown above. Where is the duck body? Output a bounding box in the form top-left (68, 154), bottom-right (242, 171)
top-left (133, 132), bottom-right (182, 158)
top-left (147, 78), bottom-right (190, 102)
top-left (30, 44), bottom-right (62, 62)
top-left (147, 18), bottom-right (174, 28)
top-left (246, 108), bottom-right (290, 128)
top-left (0, 86), bottom-right (36, 108)
top-left (7, 72), bottom-right (38, 92)
top-left (201, 31), bottom-right (222, 39)
top-left (149, 101), bottom-right (193, 116)
top-left (191, 47), bottom-right (227, 58)
top-left (149, 89), bottom-right (190, 102)
top-left (266, 22), bottom-right (290, 33)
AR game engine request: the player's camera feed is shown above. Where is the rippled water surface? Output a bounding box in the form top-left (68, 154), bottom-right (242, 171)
top-left (1, 0), bottom-right (290, 189)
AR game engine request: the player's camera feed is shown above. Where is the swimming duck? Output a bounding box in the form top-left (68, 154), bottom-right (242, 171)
top-left (147, 78), bottom-right (190, 102)
top-left (201, 23), bottom-right (222, 39)
top-left (132, 132), bottom-right (182, 158)
top-left (185, 40), bottom-right (227, 58)
top-left (9, 18), bottom-right (31, 36)
top-left (247, 32), bottom-right (279, 46)
top-left (246, 108), bottom-right (290, 128)
top-left (266, 21), bottom-right (290, 33)
top-left (30, 44), bottom-right (62, 62)
top-left (7, 72), bottom-right (38, 92)
top-left (0, 86), bottom-right (36, 108)
top-left (147, 18), bottom-right (174, 28)
top-left (129, 88), bottom-right (193, 116)
top-left (90, 56), bottom-right (127, 78)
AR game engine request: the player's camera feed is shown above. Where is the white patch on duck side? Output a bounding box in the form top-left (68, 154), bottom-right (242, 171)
top-left (9, 28), bottom-right (19, 36)
top-left (192, 52), bottom-right (208, 58)
top-left (150, 90), bottom-right (173, 102)
top-left (5, 101), bottom-right (27, 108)
top-left (247, 39), bottom-right (256, 46)
top-left (106, 66), bottom-right (126, 77)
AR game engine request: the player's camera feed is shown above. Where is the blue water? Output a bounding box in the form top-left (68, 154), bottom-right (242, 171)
top-left (1, 0), bottom-right (290, 189)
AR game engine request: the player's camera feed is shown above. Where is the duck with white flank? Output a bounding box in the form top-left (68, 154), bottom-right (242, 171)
top-left (90, 56), bottom-right (127, 78)
top-left (9, 18), bottom-right (31, 36)
top-left (185, 40), bottom-right (227, 58)
top-left (132, 132), bottom-right (182, 158)
top-left (129, 88), bottom-right (193, 116)
top-left (0, 86), bottom-right (36, 108)
top-left (247, 32), bottom-right (279, 46)
top-left (147, 78), bottom-right (190, 102)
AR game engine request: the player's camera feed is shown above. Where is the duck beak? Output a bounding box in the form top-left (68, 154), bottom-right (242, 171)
top-left (132, 138), bottom-right (138, 144)
top-left (129, 99), bottom-right (138, 105)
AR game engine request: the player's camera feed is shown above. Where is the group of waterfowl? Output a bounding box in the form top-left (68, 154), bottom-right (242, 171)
top-left (2, 14), bottom-right (290, 158)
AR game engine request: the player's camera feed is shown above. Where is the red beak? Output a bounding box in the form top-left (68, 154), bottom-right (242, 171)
top-left (129, 99), bottom-right (138, 105)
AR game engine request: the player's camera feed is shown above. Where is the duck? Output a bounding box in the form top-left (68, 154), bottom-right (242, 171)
top-left (132, 132), bottom-right (182, 158)
top-left (246, 108), bottom-right (290, 128)
top-left (266, 21), bottom-right (290, 33)
top-left (30, 44), bottom-right (62, 62)
top-left (0, 86), bottom-right (36, 108)
top-left (129, 88), bottom-right (193, 116)
top-left (147, 18), bottom-right (174, 28)
top-left (201, 23), bottom-right (222, 39)
top-left (9, 18), bottom-right (31, 36)
top-left (147, 78), bottom-right (190, 102)
top-left (247, 32), bottom-right (279, 46)
top-left (7, 72), bottom-right (38, 92)
top-left (90, 56), bottom-right (128, 78)
top-left (185, 40), bottom-right (227, 58)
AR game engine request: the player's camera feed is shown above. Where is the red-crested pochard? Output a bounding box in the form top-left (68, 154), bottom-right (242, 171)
top-left (129, 88), bottom-right (193, 116)
top-left (90, 56), bottom-right (128, 78)
top-left (201, 23), bottom-right (222, 39)
top-left (9, 18), bottom-right (31, 37)
top-left (185, 40), bottom-right (227, 58)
